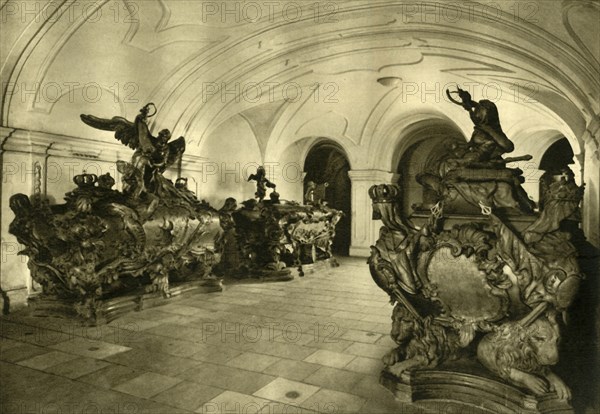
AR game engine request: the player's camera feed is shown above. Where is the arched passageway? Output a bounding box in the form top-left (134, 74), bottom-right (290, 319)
top-left (304, 142), bottom-right (351, 256)
top-left (394, 121), bottom-right (465, 214)
top-left (538, 137), bottom-right (577, 210)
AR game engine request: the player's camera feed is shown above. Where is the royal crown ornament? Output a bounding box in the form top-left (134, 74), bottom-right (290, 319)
top-left (73, 171), bottom-right (98, 188)
top-left (369, 184), bottom-right (401, 203)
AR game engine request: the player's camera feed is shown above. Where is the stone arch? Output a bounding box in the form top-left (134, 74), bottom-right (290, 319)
top-left (390, 117), bottom-right (466, 213)
top-left (366, 110), bottom-right (468, 172)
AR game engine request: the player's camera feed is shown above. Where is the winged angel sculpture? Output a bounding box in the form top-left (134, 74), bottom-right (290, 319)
top-left (81, 103), bottom-right (185, 200)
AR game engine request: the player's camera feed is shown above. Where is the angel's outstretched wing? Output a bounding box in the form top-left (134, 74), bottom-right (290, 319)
top-left (248, 174), bottom-right (258, 182)
top-left (164, 137), bottom-right (186, 170)
top-left (80, 114), bottom-right (138, 149)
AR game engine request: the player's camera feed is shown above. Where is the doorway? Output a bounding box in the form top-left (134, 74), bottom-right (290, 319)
top-left (304, 142), bottom-right (351, 256)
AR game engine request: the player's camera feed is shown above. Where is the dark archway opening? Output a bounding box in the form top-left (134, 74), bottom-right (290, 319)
top-left (396, 135), bottom-right (464, 214)
top-left (538, 137), bottom-right (575, 209)
top-left (304, 142), bottom-right (351, 256)
top-left (539, 137), bottom-right (574, 172)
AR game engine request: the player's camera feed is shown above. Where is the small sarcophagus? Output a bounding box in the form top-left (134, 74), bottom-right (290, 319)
top-left (8, 104), bottom-right (222, 324)
top-left (215, 191), bottom-right (342, 280)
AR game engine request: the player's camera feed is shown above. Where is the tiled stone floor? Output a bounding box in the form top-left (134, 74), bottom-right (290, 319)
top-left (1, 258), bottom-right (433, 413)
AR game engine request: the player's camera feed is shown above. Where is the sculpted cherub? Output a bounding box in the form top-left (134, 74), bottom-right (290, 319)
top-left (81, 103), bottom-right (185, 196)
top-left (248, 166), bottom-right (276, 201)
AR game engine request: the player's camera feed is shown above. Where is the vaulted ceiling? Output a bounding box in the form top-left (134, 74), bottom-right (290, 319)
top-left (1, 0), bottom-right (598, 169)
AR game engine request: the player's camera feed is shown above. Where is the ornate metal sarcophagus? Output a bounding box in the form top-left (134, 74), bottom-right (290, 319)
top-left (215, 172), bottom-right (342, 280)
top-left (8, 104), bottom-right (222, 324)
top-left (369, 88), bottom-right (585, 413)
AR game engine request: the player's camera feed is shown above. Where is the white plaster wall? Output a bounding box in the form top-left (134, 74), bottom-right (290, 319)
top-left (197, 115), bottom-right (262, 208)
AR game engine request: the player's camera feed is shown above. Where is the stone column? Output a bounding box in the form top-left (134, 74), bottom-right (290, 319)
top-left (581, 116), bottom-right (600, 247)
top-left (1, 128), bottom-right (53, 310)
top-left (179, 153), bottom-right (211, 201)
top-left (348, 169), bottom-right (398, 257)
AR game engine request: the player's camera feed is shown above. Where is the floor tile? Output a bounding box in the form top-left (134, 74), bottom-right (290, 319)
top-left (144, 323), bottom-right (205, 342)
top-left (262, 359), bottom-right (321, 381)
top-left (303, 349), bottom-right (355, 369)
top-left (124, 308), bottom-right (174, 321)
top-left (49, 337), bottom-right (131, 359)
top-left (78, 364), bottom-right (144, 389)
top-left (352, 375), bottom-right (397, 400)
top-left (0, 258), bottom-right (415, 414)
top-left (105, 349), bottom-right (201, 376)
top-left (344, 356), bottom-right (382, 376)
top-left (196, 390), bottom-right (271, 414)
top-left (152, 380), bottom-right (223, 411)
top-left (190, 345), bottom-right (243, 364)
top-left (0, 342), bottom-right (48, 362)
top-left (17, 351), bottom-right (78, 370)
top-left (112, 371), bottom-right (182, 399)
top-left (249, 340), bottom-right (316, 361)
top-left (128, 332), bottom-right (204, 357)
top-left (253, 377), bottom-right (320, 405)
top-left (330, 310), bottom-right (366, 321)
top-left (44, 356), bottom-right (110, 379)
top-left (0, 337), bottom-right (23, 351)
top-left (226, 352), bottom-right (281, 372)
top-left (258, 402), bottom-right (320, 414)
top-left (1, 361), bottom-right (188, 414)
top-left (361, 313), bottom-right (390, 323)
top-left (300, 388), bottom-right (366, 414)
top-left (107, 316), bottom-right (165, 332)
top-left (375, 335), bottom-right (396, 349)
top-left (303, 366), bottom-right (366, 394)
top-left (160, 304), bottom-right (209, 316)
top-left (0, 320), bottom-right (69, 346)
top-left (340, 329), bottom-right (382, 344)
top-left (303, 337), bottom-right (354, 353)
top-left (343, 342), bottom-right (389, 359)
top-left (359, 379), bottom-right (413, 414)
top-left (179, 362), bottom-right (277, 395)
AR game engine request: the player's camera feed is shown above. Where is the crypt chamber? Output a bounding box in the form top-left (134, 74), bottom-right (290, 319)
top-left (1, 1), bottom-right (599, 413)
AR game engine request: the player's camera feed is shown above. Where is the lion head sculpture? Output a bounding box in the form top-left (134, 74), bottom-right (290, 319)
top-left (384, 304), bottom-right (460, 371)
top-left (477, 315), bottom-right (565, 396)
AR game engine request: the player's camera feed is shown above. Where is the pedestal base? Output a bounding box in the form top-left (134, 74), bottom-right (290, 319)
top-left (27, 278), bottom-right (223, 325)
top-left (220, 266), bottom-right (294, 283)
top-left (380, 364), bottom-right (574, 414)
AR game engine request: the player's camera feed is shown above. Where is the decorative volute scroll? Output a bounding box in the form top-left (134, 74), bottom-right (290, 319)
top-left (9, 105), bottom-right (222, 324)
top-left (369, 88), bottom-right (585, 413)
